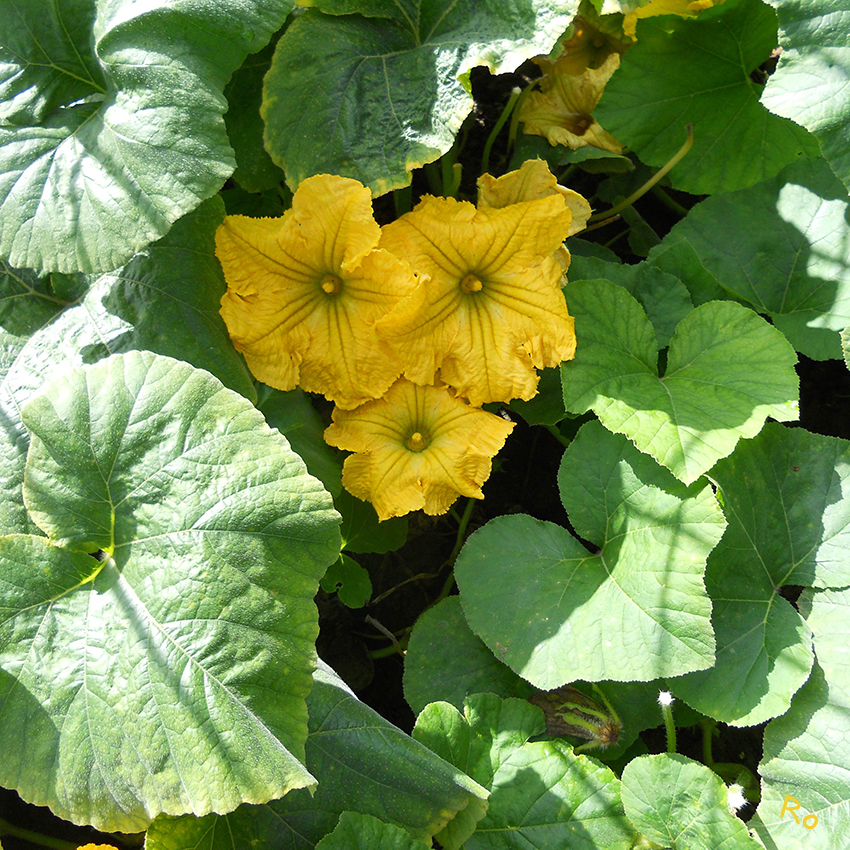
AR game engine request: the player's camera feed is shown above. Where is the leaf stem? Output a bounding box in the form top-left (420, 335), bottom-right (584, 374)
top-left (507, 81), bottom-right (538, 154)
top-left (434, 497), bottom-right (477, 603)
top-left (658, 691), bottom-right (677, 754)
top-left (482, 87), bottom-right (522, 174)
top-left (0, 819), bottom-right (78, 850)
top-left (589, 125), bottom-right (693, 223)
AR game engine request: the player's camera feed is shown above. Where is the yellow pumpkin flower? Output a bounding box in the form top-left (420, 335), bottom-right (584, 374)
top-left (376, 193), bottom-right (577, 406)
top-left (477, 159), bottom-right (591, 282)
top-left (543, 13), bottom-right (631, 76)
top-left (76, 845), bottom-right (120, 850)
top-left (324, 380), bottom-right (514, 520)
top-left (519, 53), bottom-right (624, 153)
top-left (623, 0), bottom-right (727, 39)
top-left (217, 174), bottom-right (420, 409)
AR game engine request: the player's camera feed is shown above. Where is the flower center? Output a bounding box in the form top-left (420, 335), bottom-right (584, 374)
top-left (406, 431), bottom-right (428, 452)
top-left (320, 274), bottom-right (342, 294)
top-left (460, 273), bottom-right (483, 293)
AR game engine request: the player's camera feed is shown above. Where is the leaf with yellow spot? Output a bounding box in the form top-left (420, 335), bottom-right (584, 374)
top-left (377, 194), bottom-right (577, 406)
top-left (324, 380), bottom-right (514, 521)
top-left (216, 174), bottom-right (420, 409)
top-left (622, 0), bottom-right (727, 39)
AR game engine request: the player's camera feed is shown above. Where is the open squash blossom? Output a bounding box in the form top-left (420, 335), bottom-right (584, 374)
top-left (377, 193), bottom-right (576, 406)
top-left (519, 53), bottom-right (624, 153)
top-left (324, 379), bottom-right (514, 521)
top-left (216, 174), bottom-right (420, 409)
top-left (477, 159), bottom-right (591, 282)
top-left (623, 0), bottom-right (727, 39)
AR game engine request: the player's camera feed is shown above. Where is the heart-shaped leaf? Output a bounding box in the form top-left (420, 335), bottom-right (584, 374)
top-left (455, 421), bottom-right (724, 689)
top-left (621, 754), bottom-right (761, 849)
top-left (666, 157), bottom-right (850, 360)
top-left (561, 279), bottom-right (799, 484)
top-left (0, 351), bottom-right (340, 831)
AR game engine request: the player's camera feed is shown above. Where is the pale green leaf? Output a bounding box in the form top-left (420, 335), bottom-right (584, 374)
top-left (0, 0), bottom-right (293, 273)
top-left (595, 0), bottom-right (818, 194)
top-left (621, 754), bottom-right (761, 849)
top-left (263, 1), bottom-right (580, 194)
top-left (455, 421), bottom-right (723, 689)
top-left (0, 198), bottom-right (255, 538)
top-left (0, 351), bottom-right (341, 832)
top-left (751, 588), bottom-right (850, 848)
top-left (561, 280), bottom-right (800, 484)
top-left (763, 0), bottom-right (850, 194)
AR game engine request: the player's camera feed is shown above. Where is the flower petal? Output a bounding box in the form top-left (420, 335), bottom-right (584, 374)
top-left (520, 53), bottom-right (624, 153)
top-left (217, 174), bottom-right (420, 408)
top-left (377, 195), bottom-right (576, 405)
top-left (324, 380), bottom-right (514, 520)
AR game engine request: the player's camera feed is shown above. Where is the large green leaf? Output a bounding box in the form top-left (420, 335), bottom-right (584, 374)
top-left (561, 280), bottom-right (800, 484)
top-left (0, 198), bottom-right (254, 538)
top-left (595, 0), bottom-right (818, 194)
top-left (667, 157), bottom-right (850, 360)
top-left (621, 754), bottom-right (761, 849)
top-left (147, 661), bottom-right (489, 850)
top-left (673, 423), bottom-right (850, 725)
top-left (262, 1), bottom-right (579, 194)
top-left (0, 0), bottom-right (292, 273)
top-left (0, 351), bottom-right (340, 831)
top-left (751, 587), bottom-right (850, 848)
top-left (413, 694), bottom-right (635, 849)
top-left (763, 0), bottom-right (850, 194)
top-left (455, 421), bottom-right (724, 689)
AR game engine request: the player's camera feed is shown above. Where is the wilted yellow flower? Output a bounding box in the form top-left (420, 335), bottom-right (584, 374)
top-left (377, 194), bottom-right (577, 406)
top-left (324, 380), bottom-right (514, 520)
top-left (477, 159), bottom-right (591, 282)
top-left (519, 53), bottom-right (624, 153)
top-left (623, 0), bottom-right (727, 39)
top-left (543, 13), bottom-right (630, 75)
top-left (217, 174), bottom-right (420, 409)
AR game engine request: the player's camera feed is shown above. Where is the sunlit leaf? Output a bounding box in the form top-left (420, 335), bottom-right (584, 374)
top-left (562, 280), bottom-right (799, 484)
top-left (0, 351), bottom-right (341, 831)
top-left (596, 0), bottom-right (818, 194)
top-left (0, 0), bottom-right (293, 273)
top-left (455, 421), bottom-right (723, 689)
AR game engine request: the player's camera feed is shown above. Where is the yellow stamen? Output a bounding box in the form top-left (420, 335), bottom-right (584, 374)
top-left (461, 273), bottom-right (483, 293)
top-left (320, 274), bottom-right (342, 294)
top-left (407, 431), bottom-right (427, 452)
